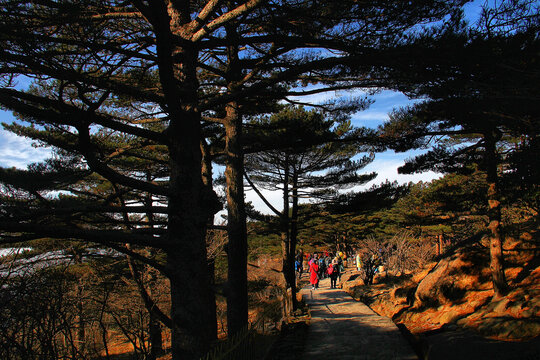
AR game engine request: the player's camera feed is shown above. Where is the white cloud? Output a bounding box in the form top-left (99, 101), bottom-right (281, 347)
top-left (352, 111), bottom-right (389, 122)
top-left (359, 150), bottom-right (441, 187)
top-left (245, 187), bottom-right (284, 214)
top-left (287, 91), bottom-right (334, 105)
top-left (362, 159), bottom-right (441, 189)
top-left (0, 128), bottom-right (51, 169)
top-left (214, 187), bottom-right (285, 221)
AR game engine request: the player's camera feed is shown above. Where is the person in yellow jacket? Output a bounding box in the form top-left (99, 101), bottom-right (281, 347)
top-left (356, 252), bottom-right (362, 272)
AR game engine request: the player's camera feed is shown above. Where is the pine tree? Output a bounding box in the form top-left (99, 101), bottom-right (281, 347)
top-left (378, 0), bottom-right (540, 297)
top-left (243, 106), bottom-right (376, 307)
top-left (0, 1), bottom-right (470, 356)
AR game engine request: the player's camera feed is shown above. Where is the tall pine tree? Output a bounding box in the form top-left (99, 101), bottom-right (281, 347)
top-left (244, 106), bottom-right (376, 307)
top-left (378, 0), bottom-right (539, 297)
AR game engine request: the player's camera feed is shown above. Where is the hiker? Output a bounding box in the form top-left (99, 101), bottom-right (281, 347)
top-left (328, 259), bottom-right (340, 289)
top-left (356, 252), bottom-right (362, 272)
top-left (295, 251), bottom-right (304, 277)
top-left (336, 255), bottom-right (344, 281)
top-left (295, 258), bottom-right (302, 278)
top-left (318, 255), bottom-right (327, 279)
top-left (309, 258), bottom-right (320, 290)
top-left (324, 254), bottom-right (332, 267)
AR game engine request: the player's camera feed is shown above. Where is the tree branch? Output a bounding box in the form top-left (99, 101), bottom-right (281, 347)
top-left (191, 0), bottom-right (264, 42)
top-left (243, 171), bottom-right (281, 217)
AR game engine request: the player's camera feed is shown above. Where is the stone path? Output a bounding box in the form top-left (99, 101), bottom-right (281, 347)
top-left (300, 277), bottom-right (418, 360)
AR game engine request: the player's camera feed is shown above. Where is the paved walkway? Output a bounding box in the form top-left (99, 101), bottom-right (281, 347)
top-left (300, 277), bottom-right (418, 360)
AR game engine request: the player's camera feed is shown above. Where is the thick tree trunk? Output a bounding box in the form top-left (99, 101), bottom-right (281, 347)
top-left (224, 106), bottom-right (249, 335)
top-left (224, 22), bottom-right (249, 335)
top-left (152, 3), bottom-right (219, 354)
top-left (485, 131), bottom-right (509, 297)
top-left (166, 93), bottom-right (218, 358)
top-left (167, 113), bottom-right (218, 358)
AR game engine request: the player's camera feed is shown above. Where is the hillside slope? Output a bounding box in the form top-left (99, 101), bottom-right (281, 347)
top-left (345, 230), bottom-right (540, 359)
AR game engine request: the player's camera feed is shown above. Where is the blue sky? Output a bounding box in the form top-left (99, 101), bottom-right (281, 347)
top-left (349, 90), bottom-right (439, 188)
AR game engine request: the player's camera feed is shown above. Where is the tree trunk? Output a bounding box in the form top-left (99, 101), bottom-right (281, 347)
top-left (485, 130), bottom-right (509, 297)
top-left (289, 170), bottom-right (299, 309)
top-left (201, 139), bottom-right (218, 337)
top-left (224, 108), bottom-right (248, 335)
top-left (72, 251), bottom-right (86, 355)
top-left (167, 108), bottom-right (217, 359)
top-left (281, 155), bottom-right (295, 313)
top-left (224, 22), bottom-right (249, 335)
top-left (148, 314), bottom-right (163, 360)
top-left (153, 4), bottom-right (219, 353)
top-left (144, 173), bottom-right (163, 359)
top-left (76, 278), bottom-right (85, 355)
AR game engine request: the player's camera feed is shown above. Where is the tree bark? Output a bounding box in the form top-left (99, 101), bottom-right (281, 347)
top-left (148, 313), bottom-right (163, 360)
top-left (152, 3), bottom-right (220, 355)
top-left (289, 170), bottom-right (299, 309)
top-left (167, 111), bottom-right (217, 358)
top-left (485, 130), bottom-right (509, 297)
top-left (165, 64), bottom-right (218, 360)
top-left (224, 20), bottom-right (249, 335)
top-left (224, 107), bottom-right (249, 335)
top-left (75, 254), bottom-right (86, 355)
top-left (201, 139), bottom-right (218, 338)
top-left (280, 154), bottom-right (295, 311)
top-left (144, 173), bottom-right (163, 360)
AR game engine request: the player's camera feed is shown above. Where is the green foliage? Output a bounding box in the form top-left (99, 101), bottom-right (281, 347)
top-left (286, 170), bottom-right (507, 251)
top-left (245, 106), bottom-right (377, 197)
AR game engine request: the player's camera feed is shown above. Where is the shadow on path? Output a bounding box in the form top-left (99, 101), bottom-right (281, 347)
top-left (300, 277), bottom-right (418, 360)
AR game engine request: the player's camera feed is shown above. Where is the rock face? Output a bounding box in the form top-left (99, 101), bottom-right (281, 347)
top-left (413, 242), bottom-right (492, 309)
top-left (414, 261), bottom-right (450, 307)
top-left (347, 234), bottom-right (540, 342)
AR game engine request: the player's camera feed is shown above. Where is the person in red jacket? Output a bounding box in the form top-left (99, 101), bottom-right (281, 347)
top-left (309, 258), bottom-right (320, 290)
top-left (328, 258), bottom-right (340, 289)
